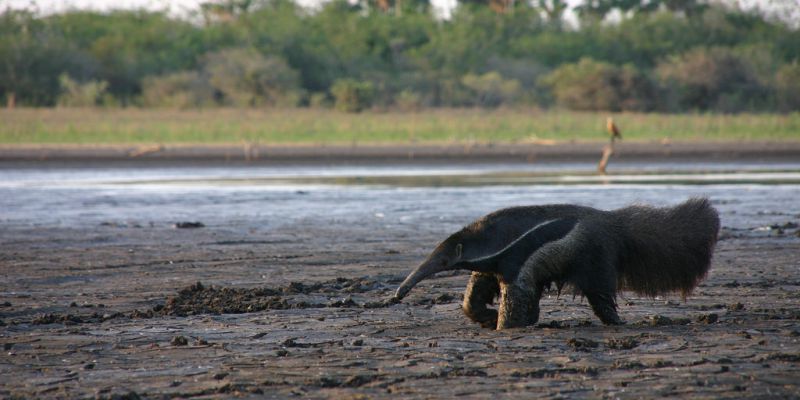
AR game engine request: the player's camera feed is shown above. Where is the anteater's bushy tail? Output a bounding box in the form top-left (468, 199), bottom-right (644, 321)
top-left (613, 198), bottom-right (720, 298)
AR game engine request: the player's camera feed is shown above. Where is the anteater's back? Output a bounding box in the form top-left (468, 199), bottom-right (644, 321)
top-left (611, 198), bottom-right (720, 298)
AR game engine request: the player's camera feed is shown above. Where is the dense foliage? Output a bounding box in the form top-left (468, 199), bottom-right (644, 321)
top-left (1, 0), bottom-right (798, 112)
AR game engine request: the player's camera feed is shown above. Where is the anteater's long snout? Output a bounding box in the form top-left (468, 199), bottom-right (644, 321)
top-left (394, 259), bottom-right (447, 300)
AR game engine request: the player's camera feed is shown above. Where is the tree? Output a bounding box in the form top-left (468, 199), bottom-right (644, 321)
top-left (141, 72), bottom-right (217, 108)
top-left (534, 0), bottom-right (568, 25)
top-left (575, 0), bottom-right (708, 21)
top-left (0, 10), bottom-right (97, 107)
top-left (461, 71), bottom-right (521, 107)
top-left (200, 0), bottom-right (255, 24)
top-left (46, 10), bottom-right (207, 104)
top-left (460, 0), bottom-right (522, 14)
top-left (358, 0), bottom-right (431, 15)
top-left (331, 79), bottom-right (374, 112)
top-left (203, 48), bottom-right (303, 106)
top-left (1, 1), bottom-right (797, 111)
top-left (540, 58), bottom-right (658, 111)
top-left (656, 47), bottom-right (767, 111)
top-left (775, 63), bottom-right (800, 112)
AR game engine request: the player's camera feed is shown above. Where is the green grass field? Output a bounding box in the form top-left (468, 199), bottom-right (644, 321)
top-left (1, 108), bottom-right (798, 145)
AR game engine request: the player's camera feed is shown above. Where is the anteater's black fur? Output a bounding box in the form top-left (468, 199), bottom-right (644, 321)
top-left (395, 198), bottom-right (720, 329)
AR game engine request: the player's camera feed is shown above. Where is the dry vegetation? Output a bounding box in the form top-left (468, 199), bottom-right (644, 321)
top-left (2, 108), bottom-right (799, 145)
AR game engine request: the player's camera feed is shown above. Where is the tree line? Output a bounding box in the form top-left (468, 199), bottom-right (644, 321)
top-left (1, 0), bottom-right (799, 112)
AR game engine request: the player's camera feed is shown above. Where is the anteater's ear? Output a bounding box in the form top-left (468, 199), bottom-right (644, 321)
top-left (455, 243), bottom-right (463, 260)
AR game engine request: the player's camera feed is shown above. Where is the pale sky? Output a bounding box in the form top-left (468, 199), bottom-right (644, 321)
top-left (0, 0), bottom-right (458, 16)
top-left (1, 0), bottom-right (796, 24)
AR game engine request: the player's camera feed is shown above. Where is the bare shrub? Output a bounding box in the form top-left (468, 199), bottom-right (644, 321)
top-left (57, 74), bottom-right (109, 107)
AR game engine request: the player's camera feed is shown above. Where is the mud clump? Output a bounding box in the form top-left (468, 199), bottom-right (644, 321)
top-left (511, 366), bottom-right (598, 378)
top-left (536, 320), bottom-right (566, 329)
top-left (697, 313), bottom-right (719, 324)
top-left (328, 296), bottom-right (358, 308)
top-left (761, 353), bottom-right (800, 362)
top-left (174, 222), bottom-right (205, 229)
top-left (643, 315), bottom-right (691, 326)
top-left (343, 375), bottom-right (380, 387)
top-left (411, 292), bottom-right (459, 306)
top-left (30, 312), bottom-right (121, 325)
top-left (148, 277), bottom-right (386, 317)
top-left (23, 277), bottom-right (389, 325)
top-left (283, 277), bottom-right (385, 295)
top-left (159, 282), bottom-right (301, 316)
top-left (307, 374), bottom-right (381, 388)
top-left (363, 297), bottom-right (400, 309)
top-left (212, 372), bottom-right (229, 380)
top-left (749, 307), bottom-right (800, 321)
top-left (171, 336), bottom-right (189, 346)
top-left (32, 313), bottom-right (92, 325)
top-left (728, 302), bottom-right (746, 311)
top-left (607, 337), bottom-right (639, 350)
top-left (96, 391), bottom-right (142, 400)
top-left (613, 360), bottom-right (646, 370)
top-left (567, 337), bottom-right (599, 352)
top-left (422, 367), bottom-right (488, 378)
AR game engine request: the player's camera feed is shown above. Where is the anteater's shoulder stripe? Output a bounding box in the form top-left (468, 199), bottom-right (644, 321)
top-left (458, 217), bottom-right (579, 281)
top-left (466, 219), bottom-right (562, 263)
top-left (497, 218), bottom-right (579, 282)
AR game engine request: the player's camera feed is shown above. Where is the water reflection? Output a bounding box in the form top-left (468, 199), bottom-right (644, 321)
top-left (1, 161), bottom-right (798, 231)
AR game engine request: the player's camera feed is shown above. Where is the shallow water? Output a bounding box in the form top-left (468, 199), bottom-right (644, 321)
top-left (1, 161), bottom-right (799, 231)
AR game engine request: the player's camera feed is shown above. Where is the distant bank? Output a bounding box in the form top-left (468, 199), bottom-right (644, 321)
top-left (2, 141), bottom-right (800, 165)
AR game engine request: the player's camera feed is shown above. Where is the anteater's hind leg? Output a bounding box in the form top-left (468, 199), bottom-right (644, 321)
top-left (462, 272), bottom-right (500, 328)
top-left (574, 263), bottom-right (624, 325)
top-left (585, 291), bottom-right (624, 325)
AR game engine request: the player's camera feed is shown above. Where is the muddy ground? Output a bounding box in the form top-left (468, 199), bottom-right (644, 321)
top-left (1, 212), bottom-right (799, 399)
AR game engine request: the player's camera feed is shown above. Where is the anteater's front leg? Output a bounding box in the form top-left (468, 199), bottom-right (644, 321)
top-left (497, 282), bottom-right (541, 329)
top-left (463, 272), bottom-right (500, 328)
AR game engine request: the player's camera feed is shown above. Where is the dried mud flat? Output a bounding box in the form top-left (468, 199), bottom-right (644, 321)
top-left (1, 218), bottom-right (799, 399)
